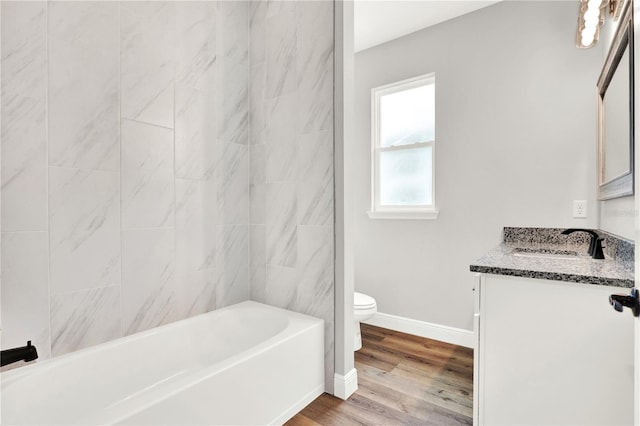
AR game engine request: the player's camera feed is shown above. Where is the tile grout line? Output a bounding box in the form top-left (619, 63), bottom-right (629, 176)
top-left (172, 0), bottom-right (178, 321)
top-left (121, 116), bottom-right (175, 131)
top-left (46, 0), bottom-right (52, 359)
top-left (247, 0), bottom-right (252, 303)
top-left (0, 0), bottom-right (2, 351)
top-left (50, 284), bottom-right (123, 299)
top-left (118, 0), bottom-right (124, 340)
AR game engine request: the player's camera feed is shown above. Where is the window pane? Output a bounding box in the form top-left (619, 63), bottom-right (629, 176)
top-left (380, 146), bottom-right (432, 206)
top-left (380, 83), bottom-right (434, 148)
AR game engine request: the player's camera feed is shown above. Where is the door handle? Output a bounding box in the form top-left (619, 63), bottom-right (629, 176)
top-left (609, 288), bottom-right (639, 317)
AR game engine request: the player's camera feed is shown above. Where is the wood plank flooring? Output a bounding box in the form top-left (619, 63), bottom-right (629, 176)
top-left (286, 324), bottom-right (473, 426)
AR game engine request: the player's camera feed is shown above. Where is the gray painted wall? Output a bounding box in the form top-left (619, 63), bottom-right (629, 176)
top-left (353, 1), bottom-right (603, 331)
top-left (601, 197), bottom-right (635, 239)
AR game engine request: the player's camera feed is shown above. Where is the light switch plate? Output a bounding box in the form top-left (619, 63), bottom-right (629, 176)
top-left (573, 200), bottom-right (587, 218)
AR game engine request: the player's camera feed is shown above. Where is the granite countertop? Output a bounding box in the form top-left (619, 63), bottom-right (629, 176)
top-left (470, 241), bottom-right (635, 288)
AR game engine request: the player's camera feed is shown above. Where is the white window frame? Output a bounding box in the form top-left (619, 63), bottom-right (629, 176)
top-left (367, 73), bottom-right (438, 220)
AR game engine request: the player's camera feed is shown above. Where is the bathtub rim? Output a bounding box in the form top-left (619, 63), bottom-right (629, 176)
top-left (1, 301), bottom-right (320, 386)
top-left (1, 301), bottom-right (325, 425)
top-left (104, 308), bottom-right (324, 424)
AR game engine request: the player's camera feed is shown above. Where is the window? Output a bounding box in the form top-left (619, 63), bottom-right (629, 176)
top-left (368, 73), bottom-right (438, 220)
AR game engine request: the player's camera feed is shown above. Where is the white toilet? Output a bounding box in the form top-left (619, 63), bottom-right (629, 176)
top-left (354, 292), bottom-right (377, 351)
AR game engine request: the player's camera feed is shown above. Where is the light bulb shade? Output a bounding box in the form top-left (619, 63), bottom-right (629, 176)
top-left (581, 35), bottom-right (593, 46)
top-left (584, 7), bottom-right (600, 20)
top-left (587, 0), bottom-right (602, 9)
top-left (576, 0), bottom-right (604, 49)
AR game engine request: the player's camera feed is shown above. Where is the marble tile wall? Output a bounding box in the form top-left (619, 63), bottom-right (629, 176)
top-left (248, 0), bottom-right (335, 393)
top-left (1, 1), bottom-right (250, 362)
top-left (1, 0), bottom-right (335, 392)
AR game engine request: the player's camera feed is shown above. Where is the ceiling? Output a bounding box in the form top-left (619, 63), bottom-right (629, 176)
top-left (354, 0), bottom-right (503, 52)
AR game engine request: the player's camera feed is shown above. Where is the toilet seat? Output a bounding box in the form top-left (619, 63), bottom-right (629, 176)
top-left (354, 292), bottom-right (376, 310)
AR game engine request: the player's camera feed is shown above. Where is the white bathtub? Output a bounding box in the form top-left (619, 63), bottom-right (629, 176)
top-left (1, 301), bottom-right (325, 425)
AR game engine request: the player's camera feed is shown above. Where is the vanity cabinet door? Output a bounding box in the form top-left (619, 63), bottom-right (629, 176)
top-left (476, 275), bottom-right (634, 426)
top-left (472, 274), bottom-right (482, 426)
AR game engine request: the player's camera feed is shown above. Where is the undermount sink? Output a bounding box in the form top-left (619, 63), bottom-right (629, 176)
top-left (511, 248), bottom-right (581, 261)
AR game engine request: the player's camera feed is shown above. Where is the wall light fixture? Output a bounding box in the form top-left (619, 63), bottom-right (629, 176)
top-left (576, 0), bottom-right (607, 48)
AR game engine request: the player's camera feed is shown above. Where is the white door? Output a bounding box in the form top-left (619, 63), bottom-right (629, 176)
top-left (635, 2), bottom-right (640, 422)
top-left (634, 306), bottom-right (640, 425)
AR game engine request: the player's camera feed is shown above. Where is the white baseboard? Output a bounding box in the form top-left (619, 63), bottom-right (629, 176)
top-left (333, 368), bottom-right (358, 400)
top-left (364, 312), bottom-right (475, 349)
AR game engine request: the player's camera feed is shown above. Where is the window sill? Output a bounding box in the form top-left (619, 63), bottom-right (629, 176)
top-left (366, 210), bottom-right (439, 220)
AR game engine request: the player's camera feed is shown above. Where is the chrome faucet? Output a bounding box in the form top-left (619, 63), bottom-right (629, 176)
top-left (560, 228), bottom-right (605, 259)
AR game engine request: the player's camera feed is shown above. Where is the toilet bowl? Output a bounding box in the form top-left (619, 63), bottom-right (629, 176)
top-left (354, 292), bottom-right (377, 351)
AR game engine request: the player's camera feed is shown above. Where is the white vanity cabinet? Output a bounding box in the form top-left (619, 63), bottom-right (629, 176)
top-left (473, 274), bottom-right (634, 426)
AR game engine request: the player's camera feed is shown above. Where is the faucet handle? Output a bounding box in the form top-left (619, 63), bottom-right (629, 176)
top-left (610, 297), bottom-right (624, 312)
top-left (609, 288), bottom-right (639, 316)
